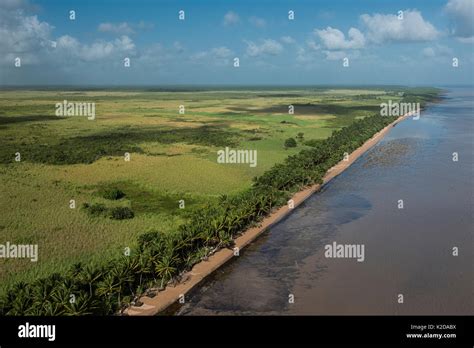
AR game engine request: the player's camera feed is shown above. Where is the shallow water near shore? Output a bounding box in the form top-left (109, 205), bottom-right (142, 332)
top-left (175, 88), bottom-right (473, 315)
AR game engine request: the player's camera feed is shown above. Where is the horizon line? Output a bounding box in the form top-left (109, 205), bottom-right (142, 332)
top-left (1, 84), bottom-right (467, 90)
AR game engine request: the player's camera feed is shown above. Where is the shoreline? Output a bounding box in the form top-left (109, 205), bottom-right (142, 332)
top-left (125, 112), bottom-right (413, 316)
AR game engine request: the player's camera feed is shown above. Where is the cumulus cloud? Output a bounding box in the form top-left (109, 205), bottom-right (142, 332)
top-left (0, 0), bottom-right (137, 67)
top-left (249, 16), bottom-right (266, 28)
top-left (0, 1), bottom-right (55, 64)
top-left (445, 0), bottom-right (474, 42)
top-left (360, 10), bottom-right (439, 43)
top-left (0, 3), bottom-right (52, 51)
top-left (296, 47), bottom-right (312, 63)
top-left (98, 21), bottom-right (154, 34)
top-left (315, 27), bottom-right (365, 50)
top-left (306, 39), bottom-right (321, 51)
top-left (98, 22), bottom-right (134, 35)
top-left (223, 11), bottom-right (239, 26)
top-left (245, 39), bottom-right (283, 57)
top-left (280, 36), bottom-right (296, 44)
top-left (309, 25), bottom-right (363, 61)
top-left (57, 35), bottom-right (135, 61)
top-left (190, 46), bottom-right (234, 65)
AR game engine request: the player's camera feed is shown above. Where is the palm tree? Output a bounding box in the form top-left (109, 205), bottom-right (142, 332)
top-left (31, 277), bottom-right (55, 313)
top-left (217, 230), bottom-right (233, 249)
top-left (69, 262), bottom-right (84, 278)
top-left (97, 274), bottom-right (121, 313)
top-left (63, 292), bottom-right (98, 316)
top-left (78, 265), bottom-right (103, 296)
top-left (109, 262), bottom-right (134, 309)
top-left (136, 254), bottom-right (153, 293)
top-left (154, 254), bottom-right (177, 288)
top-left (41, 301), bottom-right (64, 316)
top-left (7, 294), bottom-right (32, 315)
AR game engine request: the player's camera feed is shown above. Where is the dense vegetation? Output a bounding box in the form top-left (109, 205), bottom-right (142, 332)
top-left (284, 137), bottom-right (297, 148)
top-left (0, 114), bottom-right (399, 315)
top-left (82, 203), bottom-right (135, 220)
top-left (0, 125), bottom-right (238, 165)
top-left (100, 188), bottom-right (126, 200)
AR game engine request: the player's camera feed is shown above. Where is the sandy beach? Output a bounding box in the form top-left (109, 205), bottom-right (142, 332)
top-left (125, 112), bottom-right (413, 316)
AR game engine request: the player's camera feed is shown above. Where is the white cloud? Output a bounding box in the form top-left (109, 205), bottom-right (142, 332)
top-left (0, 1), bottom-right (176, 82)
top-left (57, 35), bottom-right (135, 61)
top-left (223, 11), bottom-right (240, 26)
top-left (315, 27), bottom-right (365, 50)
top-left (190, 46), bottom-right (234, 65)
top-left (422, 44), bottom-right (453, 58)
top-left (295, 46), bottom-right (322, 65)
top-left (249, 16), bottom-right (266, 28)
top-left (296, 47), bottom-right (311, 63)
top-left (324, 50), bottom-right (361, 61)
top-left (281, 36), bottom-right (296, 44)
top-left (245, 39), bottom-right (283, 57)
top-left (306, 39), bottom-right (320, 51)
top-left (360, 10), bottom-right (439, 43)
top-left (211, 46), bottom-right (233, 58)
top-left (434, 44), bottom-right (453, 56)
top-left (98, 22), bottom-right (134, 35)
top-left (0, 5), bottom-right (137, 66)
top-left (457, 36), bottom-right (474, 43)
top-left (137, 43), bottom-right (176, 67)
top-left (190, 51), bottom-right (207, 60)
top-left (445, 0), bottom-right (474, 42)
top-left (323, 50), bottom-right (347, 61)
top-left (0, 2), bottom-right (55, 64)
top-left (0, 10), bottom-right (53, 54)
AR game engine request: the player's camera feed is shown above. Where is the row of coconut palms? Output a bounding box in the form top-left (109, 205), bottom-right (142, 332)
top-left (0, 114), bottom-right (398, 316)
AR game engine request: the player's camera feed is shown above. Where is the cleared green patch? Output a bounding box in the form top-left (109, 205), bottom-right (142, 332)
top-left (93, 181), bottom-right (206, 216)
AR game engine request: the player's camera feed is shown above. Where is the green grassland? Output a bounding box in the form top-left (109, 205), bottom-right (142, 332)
top-left (0, 87), bottom-right (439, 292)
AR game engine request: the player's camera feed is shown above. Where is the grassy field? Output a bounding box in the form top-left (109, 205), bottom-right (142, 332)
top-left (0, 87), bottom-right (435, 292)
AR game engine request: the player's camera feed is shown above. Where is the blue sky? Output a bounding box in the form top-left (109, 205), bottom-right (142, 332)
top-left (1, 0), bottom-right (473, 85)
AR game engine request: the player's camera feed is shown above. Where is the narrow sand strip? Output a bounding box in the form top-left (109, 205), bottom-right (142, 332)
top-left (125, 112), bottom-right (413, 316)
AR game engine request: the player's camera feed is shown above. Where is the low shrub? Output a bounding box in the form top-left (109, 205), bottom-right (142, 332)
top-left (109, 207), bottom-right (135, 220)
top-left (284, 137), bottom-right (297, 148)
top-left (82, 203), bottom-right (108, 217)
top-left (101, 188), bottom-right (125, 200)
